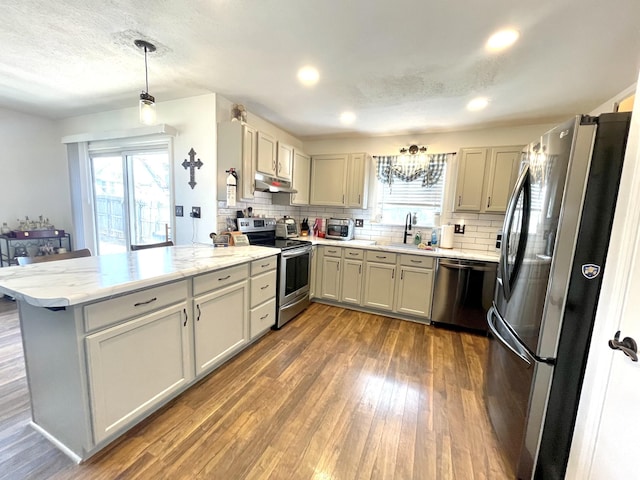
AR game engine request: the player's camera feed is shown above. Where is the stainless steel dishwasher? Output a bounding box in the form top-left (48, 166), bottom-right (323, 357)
top-left (431, 258), bottom-right (497, 332)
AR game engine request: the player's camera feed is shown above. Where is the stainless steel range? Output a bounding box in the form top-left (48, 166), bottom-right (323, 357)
top-left (237, 218), bottom-right (312, 328)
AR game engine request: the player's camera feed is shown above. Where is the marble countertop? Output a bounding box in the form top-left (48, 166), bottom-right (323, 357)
top-left (0, 245), bottom-right (278, 308)
top-left (302, 236), bottom-right (500, 263)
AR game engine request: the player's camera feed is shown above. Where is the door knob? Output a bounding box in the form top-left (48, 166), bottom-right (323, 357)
top-left (608, 331), bottom-right (638, 362)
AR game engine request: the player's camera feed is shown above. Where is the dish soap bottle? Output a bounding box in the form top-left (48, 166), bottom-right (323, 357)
top-left (431, 228), bottom-right (438, 247)
top-left (414, 231), bottom-right (421, 245)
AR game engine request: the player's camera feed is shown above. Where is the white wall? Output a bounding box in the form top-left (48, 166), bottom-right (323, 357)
top-left (301, 123), bottom-right (556, 156)
top-left (0, 107), bottom-right (71, 233)
top-left (60, 94), bottom-right (218, 245)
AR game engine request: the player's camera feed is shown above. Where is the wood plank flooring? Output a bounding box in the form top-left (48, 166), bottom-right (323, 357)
top-left (0, 297), bottom-right (514, 479)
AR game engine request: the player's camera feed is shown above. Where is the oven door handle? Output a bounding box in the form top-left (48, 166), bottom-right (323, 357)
top-left (281, 246), bottom-right (312, 258)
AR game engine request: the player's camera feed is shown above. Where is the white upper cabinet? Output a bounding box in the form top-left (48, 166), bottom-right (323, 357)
top-left (454, 146), bottom-right (523, 213)
top-left (216, 122), bottom-right (257, 201)
top-left (277, 142), bottom-right (293, 181)
top-left (310, 153), bottom-right (349, 206)
top-left (482, 146), bottom-right (522, 212)
top-left (291, 150), bottom-right (310, 205)
top-left (346, 153), bottom-right (369, 208)
top-left (454, 148), bottom-right (488, 211)
top-left (256, 131), bottom-right (277, 177)
top-left (310, 152), bottom-right (370, 207)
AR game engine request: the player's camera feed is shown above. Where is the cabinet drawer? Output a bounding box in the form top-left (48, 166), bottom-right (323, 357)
top-left (323, 246), bottom-right (342, 258)
top-left (84, 280), bottom-right (188, 332)
top-left (343, 248), bottom-right (364, 260)
top-left (250, 256), bottom-right (277, 275)
top-left (400, 254), bottom-right (434, 269)
top-left (365, 251), bottom-right (397, 264)
top-left (251, 270), bottom-right (277, 308)
top-left (193, 263), bottom-right (249, 296)
top-left (250, 298), bottom-right (276, 339)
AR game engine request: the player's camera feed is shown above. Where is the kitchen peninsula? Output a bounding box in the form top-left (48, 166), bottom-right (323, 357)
top-left (0, 245), bottom-right (278, 462)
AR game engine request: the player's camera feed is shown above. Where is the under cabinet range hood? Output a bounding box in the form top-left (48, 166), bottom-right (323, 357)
top-left (254, 172), bottom-right (297, 194)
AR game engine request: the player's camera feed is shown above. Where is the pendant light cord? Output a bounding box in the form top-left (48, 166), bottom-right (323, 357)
top-left (144, 46), bottom-right (149, 94)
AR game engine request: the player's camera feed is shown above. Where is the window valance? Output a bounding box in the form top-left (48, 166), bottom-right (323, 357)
top-left (375, 153), bottom-right (454, 189)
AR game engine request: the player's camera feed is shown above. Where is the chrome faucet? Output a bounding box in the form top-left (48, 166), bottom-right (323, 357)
top-left (403, 212), bottom-right (412, 244)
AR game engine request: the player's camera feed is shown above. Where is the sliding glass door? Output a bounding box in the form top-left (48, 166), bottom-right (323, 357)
top-left (91, 150), bottom-right (171, 254)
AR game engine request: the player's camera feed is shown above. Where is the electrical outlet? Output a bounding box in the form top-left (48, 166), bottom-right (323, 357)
top-left (355, 219), bottom-right (364, 227)
top-left (190, 206), bottom-right (201, 218)
top-left (175, 205), bottom-right (184, 217)
top-left (454, 224), bottom-right (465, 234)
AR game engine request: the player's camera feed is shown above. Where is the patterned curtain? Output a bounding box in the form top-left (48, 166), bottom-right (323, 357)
top-left (375, 153), bottom-right (453, 189)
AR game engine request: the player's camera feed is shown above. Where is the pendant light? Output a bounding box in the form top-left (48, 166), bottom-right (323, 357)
top-left (134, 39), bottom-right (157, 125)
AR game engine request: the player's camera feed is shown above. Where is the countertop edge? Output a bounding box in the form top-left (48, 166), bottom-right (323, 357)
top-left (302, 237), bottom-right (500, 263)
top-left (0, 246), bottom-right (279, 308)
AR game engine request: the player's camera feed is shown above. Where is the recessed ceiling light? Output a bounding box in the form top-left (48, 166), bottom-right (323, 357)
top-left (486, 29), bottom-right (519, 52)
top-left (340, 111), bottom-right (356, 124)
top-left (297, 66), bottom-right (319, 86)
top-left (467, 97), bottom-right (489, 111)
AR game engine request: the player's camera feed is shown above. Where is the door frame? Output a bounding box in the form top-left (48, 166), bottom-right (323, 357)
top-left (566, 86), bottom-right (640, 478)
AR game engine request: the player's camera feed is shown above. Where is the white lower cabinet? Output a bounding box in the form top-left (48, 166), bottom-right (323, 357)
top-left (194, 280), bottom-right (249, 375)
top-left (340, 259), bottom-right (363, 304)
top-left (249, 257), bottom-right (277, 339)
top-left (320, 256), bottom-right (342, 300)
top-left (395, 266), bottom-right (434, 318)
top-left (86, 302), bottom-right (192, 444)
top-left (363, 262), bottom-right (396, 311)
top-left (309, 246), bottom-right (317, 298)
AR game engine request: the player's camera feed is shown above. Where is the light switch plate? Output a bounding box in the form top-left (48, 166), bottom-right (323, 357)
top-left (454, 224), bottom-right (465, 234)
top-left (175, 205), bottom-right (184, 217)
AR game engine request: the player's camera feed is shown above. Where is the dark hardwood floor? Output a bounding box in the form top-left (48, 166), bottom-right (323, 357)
top-left (0, 297), bottom-right (513, 479)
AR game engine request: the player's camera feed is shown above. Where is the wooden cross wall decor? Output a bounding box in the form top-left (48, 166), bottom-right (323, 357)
top-left (182, 148), bottom-right (203, 189)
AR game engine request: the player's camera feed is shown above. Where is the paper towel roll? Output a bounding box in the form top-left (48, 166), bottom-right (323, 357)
top-left (440, 225), bottom-right (454, 249)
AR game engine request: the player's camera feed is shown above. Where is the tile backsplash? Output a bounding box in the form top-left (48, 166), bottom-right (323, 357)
top-left (217, 192), bottom-right (503, 252)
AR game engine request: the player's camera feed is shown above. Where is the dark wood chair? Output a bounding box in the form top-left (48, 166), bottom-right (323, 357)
top-left (17, 248), bottom-right (92, 265)
top-left (130, 241), bottom-right (174, 251)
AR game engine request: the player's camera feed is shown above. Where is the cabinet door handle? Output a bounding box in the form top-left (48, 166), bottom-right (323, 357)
top-left (272, 160), bottom-right (276, 171)
top-left (218, 275), bottom-right (231, 281)
top-left (183, 308), bottom-right (188, 326)
top-left (401, 269), bottom-right (404, 280)
top-left (392, 269), bottom-right (395, 279)
top-left (134, 297), bottom-right (157, 307)
top-left (358, 194), bottom-right (361, 204)
top-left (342, 194), bottom-right (345, 203)
top-left (328, 249), bottom-right (337, 253)
top-left (410, 259), bottom-right (422, 264)
top-left (261, 284), bottom-right (270, 290)
top-left (376, 255), bottom-right (387, 259)
top-left (261, 263), bottom-right (270, 268)
top-left (359, 264), bottom-right (361, 274)
top-left (260, 313), bottom-right (270, 320)
top-left (348, 252), bottom-right (358, 256)
top-left (458, 195), bottom-right (462, 207)
top-left (196, 304), bottom-right (201, 321)
top-left (337, 263), bottom-right (340, 271)
top-left (487, 196), bottom-right (491, 208)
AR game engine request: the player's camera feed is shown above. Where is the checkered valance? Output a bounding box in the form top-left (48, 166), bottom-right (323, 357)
top-left (374, 153), bottom-right (452, 188)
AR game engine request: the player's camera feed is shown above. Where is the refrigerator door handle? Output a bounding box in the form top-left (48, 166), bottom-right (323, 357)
top-left (500, 165), bottom-right (531, 300)
top-left (487, 305), bottom-right (535, 367)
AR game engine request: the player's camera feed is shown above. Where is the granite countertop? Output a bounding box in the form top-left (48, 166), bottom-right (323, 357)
top-left (303, 236), bottom-right (500, 263)
top-left (0, 245), bottom-right (278, 308)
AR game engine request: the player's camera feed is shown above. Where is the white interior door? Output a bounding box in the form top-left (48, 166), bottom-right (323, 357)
top-left (567, 83), bottom-right (640, 479)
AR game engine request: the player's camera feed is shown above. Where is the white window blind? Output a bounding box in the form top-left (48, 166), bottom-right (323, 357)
top-left (376, 163), bottom-right (447, 226)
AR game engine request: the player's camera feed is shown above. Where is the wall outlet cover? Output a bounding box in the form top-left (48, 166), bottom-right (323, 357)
top-left (355, 219), bottom-right (364, 227)
top-left (190, 206), bottom-right (201, 218)
top-left (175, 205), bottom-right (184, 217)
top-left (454, 224), bottom-right (465, 234)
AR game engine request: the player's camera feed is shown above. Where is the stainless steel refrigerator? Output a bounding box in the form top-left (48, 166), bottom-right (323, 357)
top-left (485, 112), bottom-right (632, 479)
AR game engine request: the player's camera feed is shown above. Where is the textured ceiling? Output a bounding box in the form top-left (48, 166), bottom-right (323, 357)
top-left (1, 0), bottom-right (639, 138)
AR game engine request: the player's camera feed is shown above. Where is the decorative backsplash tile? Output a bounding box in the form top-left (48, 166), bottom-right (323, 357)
top-left (216, 192), bottom-right (503, 252)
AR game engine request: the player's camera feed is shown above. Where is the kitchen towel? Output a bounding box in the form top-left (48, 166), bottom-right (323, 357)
top-left (440, 225), bottom-right (454, 249)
